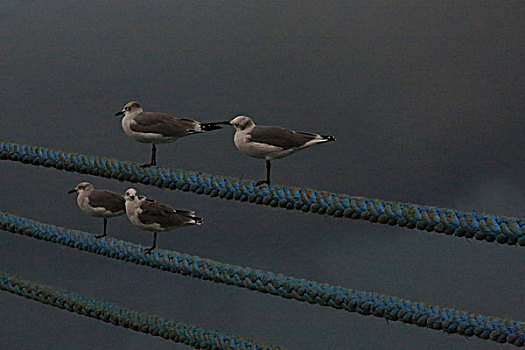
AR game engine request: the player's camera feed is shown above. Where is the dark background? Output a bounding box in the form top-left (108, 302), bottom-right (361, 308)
top-left (1, 1), bottom-right (524, 349)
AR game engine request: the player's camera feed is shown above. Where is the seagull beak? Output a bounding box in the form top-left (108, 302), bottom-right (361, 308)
top-left (68, 189), bottom-right (76, 194)
top-left (115, 111), bottom-right (124, 116)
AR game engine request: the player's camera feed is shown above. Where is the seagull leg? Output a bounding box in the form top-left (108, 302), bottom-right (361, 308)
top-left (266, 159), bottom-right (271, 184)
top-left (141, 143), bottom-right (157, 168)
top-left (151, 143), bottom-right (157, 166)
top-left (144, 232), bottom-right (157, 254)
top-left (256, 160), bottom-right (271, 186)
top-left (95, 218), bottom-right (107, 239)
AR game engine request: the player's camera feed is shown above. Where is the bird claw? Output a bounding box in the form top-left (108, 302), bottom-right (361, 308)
top-left (140, 163), bottom-right (154, 168)
top-left (144, 248), bottom-right (154, 254)
top-left (255, 180), bottom-right (269, 186)
top-left (95, 234), bottom-right (106, 239)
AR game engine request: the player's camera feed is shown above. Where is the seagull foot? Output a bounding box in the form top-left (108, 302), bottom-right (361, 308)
top-left (144, 248), bottom-right (154, 254)
top-left (95, 234), bottom-right (106, 239)
top-left (255, 180), bottom-right (270, 186)
top-left (140, 163), bottom-right (154, 168)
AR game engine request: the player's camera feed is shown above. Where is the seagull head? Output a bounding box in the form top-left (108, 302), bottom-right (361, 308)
top-left (124, 188), bottom-right (139, 202)
top-left (68, 182), bottom-right (94, 194)
top-left (115, 101), bottom-right (143, 117)
top-left (230, 115), bottom-right (255, 131)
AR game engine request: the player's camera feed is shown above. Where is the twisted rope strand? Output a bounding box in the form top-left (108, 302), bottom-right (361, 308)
top-left (1, 212), bottom-right (523, 347)
top-left (0, 271), bottom-right (281, 350)
top-left (1, 140), bottom-right (523, 246)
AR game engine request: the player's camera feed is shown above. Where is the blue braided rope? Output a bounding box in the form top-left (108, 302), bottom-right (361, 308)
top-left (1, 212), bottom-right (523, 346)
top-left (1, 140), bottom-right (523, 246)
top-left (0, 271), bottom-right (280, 350)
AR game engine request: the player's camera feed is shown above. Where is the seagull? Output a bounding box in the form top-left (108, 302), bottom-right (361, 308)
top-left (68, 182), bottom-right (125, 238)
top-left (115, 101), bottom-right (224, 167)
top-left (124, 188), bottom-right (203, 253)
top-left (226, 115), bottom-right (335, 185)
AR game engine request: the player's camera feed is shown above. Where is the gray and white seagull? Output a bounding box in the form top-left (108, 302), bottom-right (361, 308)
top-left (225, 115), bottom-right (335, 186)
top-left (115, 101), bottom-right (224, 167)
top-left (68, 182), bottom-right (125, 238)
top-left (124, 188), bottom-right (203, 254)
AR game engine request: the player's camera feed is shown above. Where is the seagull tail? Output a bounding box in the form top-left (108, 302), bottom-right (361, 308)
top-left (321, 134), bottom-right (336, 142)
top-left (200, 121), bottom-right (228, 132)
top-left (191, 215), bottom-right (203, 225)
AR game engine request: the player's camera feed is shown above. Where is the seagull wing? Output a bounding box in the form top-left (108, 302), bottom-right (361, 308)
top-left (139, 201), bottom-right (197, 228)
top-left (88, 190), bottom-right (125, 212)
top-left (249, 126), bottom-right (321, 149)
top-left (130, 112), bottom-right (202, 137)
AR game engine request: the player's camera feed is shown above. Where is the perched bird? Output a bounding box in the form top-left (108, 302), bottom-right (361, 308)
top-left (124, 188), bottom-right (203, 254)
top-left (227, 115), bottom-right (335, 185)
top-left (68, 182), bottom-right (125, 238)
top-left (115, 101), bottom-right (224, 167)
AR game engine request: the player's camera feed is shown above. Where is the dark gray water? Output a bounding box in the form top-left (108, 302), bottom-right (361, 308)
top-left (1, 1), bottom-right (524, 349)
